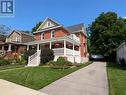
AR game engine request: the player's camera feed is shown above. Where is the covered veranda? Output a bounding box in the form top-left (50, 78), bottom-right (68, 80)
top-left (24, 36), bottom-right (81, 62)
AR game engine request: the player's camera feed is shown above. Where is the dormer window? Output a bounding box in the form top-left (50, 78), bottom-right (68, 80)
top-left (51, 30), bottom-right (55, 38)
top-left (41, 33), bottom-right (44, 40)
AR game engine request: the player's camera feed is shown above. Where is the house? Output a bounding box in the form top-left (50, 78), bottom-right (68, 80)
top-left (116, 42), bottom-right (126, 64)
top-left (25, 17), bottom-right (88, 66)
top-left (0, 30), bottom-right (35, 59)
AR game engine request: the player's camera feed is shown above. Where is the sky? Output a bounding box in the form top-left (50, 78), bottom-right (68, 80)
top-left (0, 0), bottom-right (126, 32)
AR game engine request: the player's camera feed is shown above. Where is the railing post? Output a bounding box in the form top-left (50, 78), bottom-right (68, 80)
top-left (50, 42), bottom-right (52, 49)
top-left (37, 44), bottom-right (40, 51)
top-left (27, 45), bottom-right (29, 51)
top-left (73, 43), bottom-right (75, 63)
top-left (64, 40), bottom-right (66, 56)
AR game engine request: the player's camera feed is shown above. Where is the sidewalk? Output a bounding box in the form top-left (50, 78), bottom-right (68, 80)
top-left (40, 62), bottom-right (108, 95)
top-left (0, 79), bottom-right (48, 95)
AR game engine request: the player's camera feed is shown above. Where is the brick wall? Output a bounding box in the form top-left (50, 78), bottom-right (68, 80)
top-left (34, 28), bottom-right (69, 40)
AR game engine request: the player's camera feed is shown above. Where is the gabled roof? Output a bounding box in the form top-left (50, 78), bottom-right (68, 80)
top-left (34, 17), bottom-right (87, 36)
top-left (7, 30), bottom-right (34, 38)
top-left (37, 17), bottom-right (61, 31)
top-left (66, 23), bottom-right (87, 36)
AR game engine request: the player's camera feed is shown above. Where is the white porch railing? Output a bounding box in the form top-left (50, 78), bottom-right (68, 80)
top-left (74, 50), bottom-right (80, 56)
top-left (27, 50), bottom-right (41, 67)
top-left (68, 34), bottom-right (80, 43)
top-left (27, 48), bottom-right (80, 66)
top-left (53, 48), bottom-right (64, 56)
top-left (66, 48), bottom-right (73, 56)
top-left (53, 48), bottom-right (80, 56)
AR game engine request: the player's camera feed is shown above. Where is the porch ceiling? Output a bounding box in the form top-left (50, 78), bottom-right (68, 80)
top-left (24, 36), bottom-right (80, 46)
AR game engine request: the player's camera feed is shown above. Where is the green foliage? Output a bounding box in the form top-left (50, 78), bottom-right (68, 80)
top-left (107, 62), bottom-right (126, 95)
top-left (40, 48), bottom-right (54, 64)
top-left (32, 22), bottom-right (42, 32)
top-left (0, 60), bottom-right (10, 66)
top-left (89, 12), bottom-right (126, 60)
top-left (47, 57), bottom-right (73, 69)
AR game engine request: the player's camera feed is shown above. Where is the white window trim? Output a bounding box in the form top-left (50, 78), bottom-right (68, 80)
top-left (51, 30), bottom-right (55, 38)
top-left (41, 33), bottom-right (44, 40)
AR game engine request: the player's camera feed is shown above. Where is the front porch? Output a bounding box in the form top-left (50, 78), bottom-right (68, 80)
top-left (25, 36), bottom-right (81, 63)
top-left (0, 42), bottom-right (25, 59)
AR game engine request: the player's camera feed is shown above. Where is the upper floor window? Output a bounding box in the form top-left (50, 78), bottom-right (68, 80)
top-left (41, 32), bottom-right (44, 40)
top-left (51, 30), bottom-right (55, 38)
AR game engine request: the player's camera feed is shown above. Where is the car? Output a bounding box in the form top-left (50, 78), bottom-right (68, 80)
top-left (89, 54), bottom-right (105, 61)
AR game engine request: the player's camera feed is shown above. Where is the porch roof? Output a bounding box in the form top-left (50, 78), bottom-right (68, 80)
top-left (24, 36), bottom-right (80, 46)
top-left (0, 42), bottom-right (25, 45)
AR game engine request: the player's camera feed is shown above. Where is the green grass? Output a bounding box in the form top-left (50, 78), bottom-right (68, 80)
top-left (0, 64), bottom-right (24, 71)
top-left (0, 61), bottom-right (92, 90)
top-left (107, 62), bottom-right (126, 95)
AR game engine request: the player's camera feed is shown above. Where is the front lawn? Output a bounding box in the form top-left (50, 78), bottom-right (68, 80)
top-left (107, 62), bottom-right (126, 95)
top-left (0, 64), bottom-right (24, 71)
top-left (0, 61), bottom-right (92, 90)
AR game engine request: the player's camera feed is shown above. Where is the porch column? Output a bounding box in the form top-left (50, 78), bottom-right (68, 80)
top-left (8, 44), bottom-right (11, 51)
top-left (37, 44), bottom-right (40, 51)
top-left (50, 42), bottom-right (52, 49)
top-left (73, 43), bottom-right (75, 56)
top-left (27, 45), bottom-right (29, 51)
top-left (64, 40), bottom-right (66, 56)
top-left (73, 43), bottom-right (75, 63)
top-left (2, 46), bottom-right (4, 50)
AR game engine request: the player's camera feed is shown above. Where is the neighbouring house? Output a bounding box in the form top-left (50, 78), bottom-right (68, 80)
top-left (25, 17), bottom-right (88, 66)
top-left (116, 42), bottom-right (126, 65)
top-left (0, 30), bottom-right (35, 59)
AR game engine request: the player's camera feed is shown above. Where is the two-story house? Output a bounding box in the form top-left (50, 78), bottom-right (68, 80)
top-left (26, 17), bottom-right (87, 66)
top-left (0, 30), bottom-right (35, 59)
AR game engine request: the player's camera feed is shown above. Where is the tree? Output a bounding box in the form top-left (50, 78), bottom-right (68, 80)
top-left (89, 12), bottom-right (126, 60)
top-left (32, 22), bottom-right (42, 32)
top-left (0, 25), bottom-right (11, 41)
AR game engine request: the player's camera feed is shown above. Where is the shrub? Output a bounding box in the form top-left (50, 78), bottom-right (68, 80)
top-left (0, 60), bottom-right (10, 66)
top-left (57, 57), bottom-right (73, 66)
top-left (47, 57), bottom-right (73, 69)
top-left (40, 48), bottom-right (54, 64)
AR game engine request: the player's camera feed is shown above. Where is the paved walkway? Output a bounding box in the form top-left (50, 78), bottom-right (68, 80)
top-left (40, 62), bottom-right (108, 95)
top-left (0, 79), bottom-right (48, 95)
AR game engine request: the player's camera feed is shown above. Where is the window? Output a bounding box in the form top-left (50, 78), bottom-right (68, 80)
top-left (48, 22), bottom-right (51, 26)
top-left (41, 33), bottom-right (44, 40)
top-left (15, 37), bottom-right (18, 42)
top-left (51, 30), bottom-right (55, 38)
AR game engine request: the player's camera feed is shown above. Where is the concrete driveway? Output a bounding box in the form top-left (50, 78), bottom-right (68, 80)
top-left (40, 62), bottom-right (108, 95)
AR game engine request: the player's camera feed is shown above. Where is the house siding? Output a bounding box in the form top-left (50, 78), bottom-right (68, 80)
top-left (6, 32), bottom-right (21, 42)
top-left (21, 34), bottom-right (35, 43)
